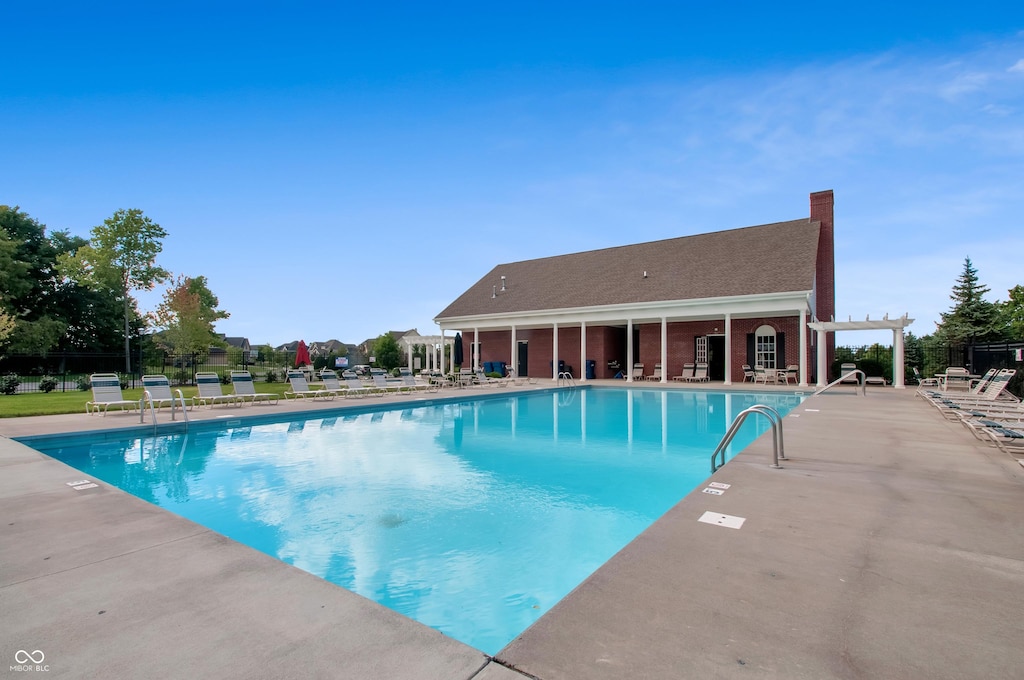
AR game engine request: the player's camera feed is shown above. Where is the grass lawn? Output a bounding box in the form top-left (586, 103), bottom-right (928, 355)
top-left (0, 382), bottom-right (292, 417)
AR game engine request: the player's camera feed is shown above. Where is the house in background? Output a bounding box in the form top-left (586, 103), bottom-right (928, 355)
top-left (208, 336), bottom-right (252, 365)
top-left (434, 191), bottom-right (838, 386)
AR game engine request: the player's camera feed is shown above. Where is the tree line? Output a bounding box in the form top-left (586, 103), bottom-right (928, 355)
top-left (0, 205), bottom-right (228, 372)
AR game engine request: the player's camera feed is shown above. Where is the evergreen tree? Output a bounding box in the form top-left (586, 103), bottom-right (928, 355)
top-left (934, 257), bottom-right (998, 345)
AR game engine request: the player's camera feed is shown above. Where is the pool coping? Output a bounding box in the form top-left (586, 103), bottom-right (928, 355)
top-left (3, 383), bottom-right (1023, 678)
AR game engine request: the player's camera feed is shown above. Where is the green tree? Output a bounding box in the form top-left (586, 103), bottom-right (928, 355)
top-left (59, 208), bottom-right (169, 371)
top-left (0, 296), bottom-right (15, 352)
top-left (153, 276), bottom-right (229, 355)
top-left (372, 333), bottom-right (403, 371)
top-left (996, 285), bottom-right (1024, 340)
top-left (934, 257), bottom-right (999, 345)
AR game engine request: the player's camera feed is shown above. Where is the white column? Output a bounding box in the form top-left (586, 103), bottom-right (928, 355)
top-left (626, 319), bottom-right (634, 382)
top-left (511, 325), bottom-right (517, 377)
top-left (580, 321), bottom-right (588, 382)
top-left (893, 328), bottom-right (906, 389)
top-left (441, 330), bottom-right (446, 374)
top-left (407, 343), bottom-right (413, 371)
top-left (552, 322), bottom-right (559, 380)
top-left (474, 328), bottom-right (480, 371)
top-left (660, 317), bottom-right (668, 383)
top-left (723, 313), bottom-right (733, 385)
top-left (816, 328), bottom-right (828, 387)
top-left (799, 309), bottom-right (808, 387)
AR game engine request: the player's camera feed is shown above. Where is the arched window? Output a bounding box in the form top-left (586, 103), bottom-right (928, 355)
top-left (755, 325), bottom-right (777, 369)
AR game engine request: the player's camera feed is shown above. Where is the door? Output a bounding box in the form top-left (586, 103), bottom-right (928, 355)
top-left (517, 341), bottom-right (529, 377)
top-left (708, 335), bottom-right (726, 381)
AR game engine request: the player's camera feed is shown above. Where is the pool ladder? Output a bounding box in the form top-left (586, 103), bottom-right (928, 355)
top-left (711, 404), bottom-right (785, 473)
top-left (557, 371), bottom-right (576, 387)
top-left (140, 389), bottom-right (191, 431)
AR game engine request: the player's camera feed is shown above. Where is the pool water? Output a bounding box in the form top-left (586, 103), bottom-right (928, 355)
top-left (26, 387), bottom-right (802, 654)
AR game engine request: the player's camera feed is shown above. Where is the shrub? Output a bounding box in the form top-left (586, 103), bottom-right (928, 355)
top-left (39, 375), bottom-right (58, 393)
top-left (77, 375), bottom-right (91, 391)
top-left (219, 372), bottom-right (230, 384)
top-left (264, 369), bottom-right (278, 383)
top-left (0, 373), bottom-right (20, 395)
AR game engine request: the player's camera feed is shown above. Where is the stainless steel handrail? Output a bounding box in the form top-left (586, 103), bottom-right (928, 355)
top-left (172, 388), bottom-right (190, 425)
top-left (140, 390), bottom-right (158, 430)
top-left (711, 404), bottom-right (786, 473)
top-left (557, 371), bottom-right (576, 387)
top-left (813, 369), bottom-right (867, 397)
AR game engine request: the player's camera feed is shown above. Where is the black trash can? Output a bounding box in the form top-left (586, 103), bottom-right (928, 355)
top-left (586, 360), bottom-right (596, 380)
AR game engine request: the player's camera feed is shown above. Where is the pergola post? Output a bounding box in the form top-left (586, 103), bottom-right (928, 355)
top-left (660, 317), bottom-right (667, 383)
top-left (799, 308), bottom-right (808, 387)
top-left (723, 313), bottom-right (732, 385)
top-left (816, 328), bottom-right (828, 387)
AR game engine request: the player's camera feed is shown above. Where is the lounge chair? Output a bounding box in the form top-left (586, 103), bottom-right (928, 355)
top-left (919, 368), bottom-right (996, 400)
top-left (672, 363), bottom-right (695, 381)
top-left (195, 372), bottom-right (240, 407)
top-left (371, 370), bottom-right (407, 394)
top-left (912, 367), bottom-right (939, 389)
top-left (284, 369), bottom-right (335, 400)
top-left (741, 364), bottom-right (755, 382)
top-left (86, 373), bottom-right (139, 415)
top-left (686, 362), bottom-right (710, 382)
top-left (645, 364), bottom-right (663, 381)
top-left (629, 363), bottom-right (644, 381)
top-left (339, 370), bottom-right (377, 398)
top-left (142, 374), bottom-right (193, 411)
top-left (229, 370), bottom-right (280, 405)
top-left (398, 368), bottom-right (434, 392)
top-left (473, 368), bottom-right (505, 388)
top-left (839, 362), bottom-right (859, 384)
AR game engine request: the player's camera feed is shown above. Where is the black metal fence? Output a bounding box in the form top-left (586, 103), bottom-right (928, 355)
top-left (3, 341), bottom-right (1021, 397)
top-left (0, 348), bottom-right (311, 394)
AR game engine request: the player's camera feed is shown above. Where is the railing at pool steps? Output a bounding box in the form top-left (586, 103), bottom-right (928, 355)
top-left (557, 371), bottom-right (576, 387)
top-left (813, 369), bottom-right (867, 397)
top-left (139, 389), bottom-right (191, 431)
top-left (711, 404), bottom-right (785, 473)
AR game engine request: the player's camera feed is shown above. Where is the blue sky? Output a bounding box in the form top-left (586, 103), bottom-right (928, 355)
top-left (3, 3), bottom-right (1022, 347)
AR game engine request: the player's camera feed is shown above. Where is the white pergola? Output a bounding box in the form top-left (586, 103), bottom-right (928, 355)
top-left (806, 314), bottom-right (914, 388)
top-left (399, 334), bottom-right (454, 373)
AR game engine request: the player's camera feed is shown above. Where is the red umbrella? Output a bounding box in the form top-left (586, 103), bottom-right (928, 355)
top-left (294, 340), bottom-right (312, 368)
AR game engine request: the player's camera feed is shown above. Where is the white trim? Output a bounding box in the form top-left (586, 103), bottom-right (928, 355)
top-left (437, 290), bottom-right (814, 330)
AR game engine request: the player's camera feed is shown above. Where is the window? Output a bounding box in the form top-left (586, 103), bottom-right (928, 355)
top-left (755, 325), bottom-right (777, 369)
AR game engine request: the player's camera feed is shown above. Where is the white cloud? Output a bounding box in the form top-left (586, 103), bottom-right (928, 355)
top-left (1008, 59), bottom-right (1024, 73)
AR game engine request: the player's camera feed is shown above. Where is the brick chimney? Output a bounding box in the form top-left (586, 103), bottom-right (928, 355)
top-left (810, 189), bottom-right (835, 371)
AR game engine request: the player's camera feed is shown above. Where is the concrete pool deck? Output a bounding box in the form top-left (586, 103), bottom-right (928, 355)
top-left (1, 383), bottom-right (1022, 678)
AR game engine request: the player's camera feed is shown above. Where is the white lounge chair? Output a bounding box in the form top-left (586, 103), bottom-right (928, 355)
top-left (195, 372), bottom-right (240, 407)
top-left (370, 370), bottom-right (406, 394)
top-left (628, 363), bottom-right (644, 380)
top-left (645, 364), bottom-right (662, 381)
top-left (229, 370), bottom-right (280, 405)
top-left (672, 363), bottom-right (695, 381)
top-left (685, 362), bottom-right (710, 382)
top-left (284, 369), bottom-right (335, 400)
top-left (86, 373), bottom-right (139, 415)
top-left (340, 370), bottom-right (379, 397)
top-left (142, 374), bottom-right (193, 410)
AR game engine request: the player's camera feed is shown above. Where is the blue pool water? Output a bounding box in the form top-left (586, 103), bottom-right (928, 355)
top-left (25, 387), bottom-right (802, 654)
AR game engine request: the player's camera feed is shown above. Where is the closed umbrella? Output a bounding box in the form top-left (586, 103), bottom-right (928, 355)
top-left (453, 333), bottom-right (464, 367)
top-left (295, 340), bottom-right (312, 368)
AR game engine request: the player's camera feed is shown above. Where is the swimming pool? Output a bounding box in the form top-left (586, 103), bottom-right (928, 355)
top-left (24, 387), bottom-right (802, 654)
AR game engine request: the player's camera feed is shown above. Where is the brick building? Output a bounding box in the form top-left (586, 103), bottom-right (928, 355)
top-left (434, 190), bottom-right (835, 386)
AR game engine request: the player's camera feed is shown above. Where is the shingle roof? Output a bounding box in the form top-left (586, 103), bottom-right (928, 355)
top-left (436, 219), bottom-right (821, 320)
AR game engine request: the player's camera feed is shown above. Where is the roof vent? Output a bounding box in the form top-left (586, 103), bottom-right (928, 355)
top-left (500, 275), bottom-right (506, 291)
top-left (492, 285), bottom-right (497, 299)
top-left (643, 271), bottom-right (648, 279)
